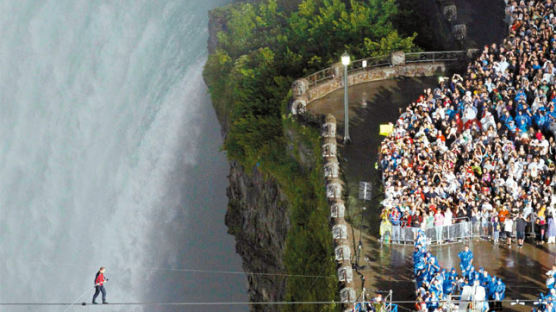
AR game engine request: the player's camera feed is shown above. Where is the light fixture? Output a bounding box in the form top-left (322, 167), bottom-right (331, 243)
top-left (341, 52), bottom-right (350, 66)
top-left (342, 51), bottom-right (351, 143)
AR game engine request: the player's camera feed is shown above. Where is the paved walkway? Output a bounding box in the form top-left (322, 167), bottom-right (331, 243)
top-left (360, 234), bottom-right (554, 312)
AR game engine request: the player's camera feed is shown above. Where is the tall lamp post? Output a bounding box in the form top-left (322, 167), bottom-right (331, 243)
top-left (341, 52), bottom-right (351, 143)
top-left (357, 206), bottom-right (366, 268)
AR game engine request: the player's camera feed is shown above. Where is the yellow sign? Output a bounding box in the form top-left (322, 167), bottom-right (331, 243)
top-left (379, 124), bottom-right (394, 136)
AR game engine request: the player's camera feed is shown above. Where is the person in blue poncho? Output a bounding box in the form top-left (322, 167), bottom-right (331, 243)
top-left (426, 291), bottom-right (440, 311)
top-left (479, 269), bottom-right (490, 288)
top-left (471, 272), bottom-right (481, 287)
top-left (415, 271), bottom-right (425, 288)
top-left (538, 291), bottom-right (556, 312)
top-left (506, 119), bottom-right (517, 134)
top-left (413, 246), bottom-right (425, 264)
top-left (493, 278), bottom-right (505, 311)
top-left (535, 108), bottom-right (549, 130)
top-left (415, 230), bottom-right (428, 248)
top-left (425, 252), bottom-right (438, 266)
top-left (515, 109), bottom-right (532, 133)
top-left (515, 89), bottom-right (527, 103)
top-left (543, 289), bottom-right (556, 306)
top-left (500, 110), bottom-right (513, 125)
top-left (548, 106), bottom-right (556, 137)
top-left (438, 270), bottom-right (446, 284)
top-left (458, 246), bottom-right (473, 276)
top-left (467, 266), bottom-right (478, 284)
top-left (449, 268), bottom-right (458, 280)
top-left (549, 105), bottom-right (556, 121)
top-left (423, 262), bottom-right (436, 284)
top-left (430, 276), bottom-right (443, 299)
top-left (443, 270), bottom-right (456, 296)
top-left (445, 104), bottom-right (456, 120)
top-left (487, 275), bottom-right (497, 301)
top-left (546, 265), bottom-right (556, 289)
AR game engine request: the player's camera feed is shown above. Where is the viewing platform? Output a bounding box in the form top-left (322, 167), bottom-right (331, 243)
top-left (291, 50), bottom-right (478, 116)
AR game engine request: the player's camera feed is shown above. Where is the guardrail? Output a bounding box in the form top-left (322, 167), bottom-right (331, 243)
top-left (404, 50), bottom-right (468, 63)
top-left (304, 50), bottom-right (470, 88)
top-left (352, 289), bottom-right (397, 312)
top-left (306, 67), bottom-right (336, 88)
top-left (381, 217), bottom-right (537, 245)
top-left (382, 219), bottom-right (471, 245)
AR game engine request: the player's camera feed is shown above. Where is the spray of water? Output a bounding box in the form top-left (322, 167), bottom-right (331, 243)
top-left (0, 1), bottom-right (245, 311)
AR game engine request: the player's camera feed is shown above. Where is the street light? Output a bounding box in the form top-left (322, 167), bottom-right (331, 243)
top-left (359, 207), bottom-right (366, 248)
top-left (341, 52), bottom-right (351, 143)
top-left (356, 206), bottom-right (366, 268)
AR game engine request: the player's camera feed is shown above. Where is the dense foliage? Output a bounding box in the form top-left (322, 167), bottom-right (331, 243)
top-left (203, 0), bottom-right (419, 310)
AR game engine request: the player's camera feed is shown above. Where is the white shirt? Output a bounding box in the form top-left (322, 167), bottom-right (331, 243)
top-left (529, 162), bottom-right (539, 178)
top-left (444, 209), bottom-right (453, 226)
top-left (482, 202), bottom-right (493, 212)
top-left (541, 139), bottom-right (549, 155)
top-left (504, 219), bottom-right (514, 232)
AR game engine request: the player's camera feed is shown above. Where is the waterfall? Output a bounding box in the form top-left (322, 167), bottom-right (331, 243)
top-left (0, 1), bottom-right (246, 311)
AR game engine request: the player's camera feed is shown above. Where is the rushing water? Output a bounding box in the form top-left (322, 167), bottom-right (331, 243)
top-left (0, 1), bottom-right (247, 311)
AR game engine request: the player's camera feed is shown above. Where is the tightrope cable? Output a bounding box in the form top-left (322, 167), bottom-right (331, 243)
top-left (1, 301), bottom-right (337, 306)
top-left (0, 298), bottom-right (547, 306)
top-left (62, 287), bottom-right (93, 312)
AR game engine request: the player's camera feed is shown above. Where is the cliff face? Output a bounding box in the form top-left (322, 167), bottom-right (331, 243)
top-left (207, 7), bottom-right (226, 54)
top-left (208, 8), bottom-right (290, 310)
top-left (226, 160), bottom-right (289, 310)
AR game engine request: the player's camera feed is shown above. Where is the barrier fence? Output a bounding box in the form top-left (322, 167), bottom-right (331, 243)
top-left (304, 50), bottom-right (471, 88)
top-left (382, 217), bottom-right (537, 245)
top-left (387, 221), bottom-right (471, 245)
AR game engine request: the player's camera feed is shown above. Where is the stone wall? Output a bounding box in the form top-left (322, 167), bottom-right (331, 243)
top-left (307, 62), bottom-right (446, 103)
top-left (291, 51), bottom-right (472, 115)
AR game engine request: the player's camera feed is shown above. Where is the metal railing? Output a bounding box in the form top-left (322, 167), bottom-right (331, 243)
top-left (405, 50), bottom-right (468, 64)
top-left (382, 217), bottom-right (538, 245)
top-left (304, 50), bottom-right (469, 88)
top-left (348, 54), bottom-right (391, 74)
top-left (468, 218), bottom-right (537, 239)
top-left (306, 67), bottom-right (337, 88)
top-left (382, 220), bottom-right (472, 245)
top-left (353, 289), bottom-right (397, 312)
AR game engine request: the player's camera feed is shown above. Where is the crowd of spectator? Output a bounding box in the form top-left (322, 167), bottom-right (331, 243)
top-left (379, 0), bottom-right (556, 247)
top-left (413, 233), bottom-right (505, 311)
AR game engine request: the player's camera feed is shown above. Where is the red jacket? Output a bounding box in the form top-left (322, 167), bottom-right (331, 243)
top-left (95, 272), bottom-right (106, 286)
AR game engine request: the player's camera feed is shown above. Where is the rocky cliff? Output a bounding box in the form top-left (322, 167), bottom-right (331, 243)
top-left (208, 5), bottom-right (290, 311)
top-left (226, 160), bottom-right (289, 310)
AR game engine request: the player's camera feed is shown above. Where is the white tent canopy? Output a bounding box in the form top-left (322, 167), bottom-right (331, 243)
top-left (331, 203), bottom-right (345, 218)
top-left (324, 161), bottom-right (339, 179)
top-left (322, 142), bottom-right (337, 157)
top-left (340, 287), bottom-right (356, 303)
top-left (332, 224), bottom-right (348, 240)
top-left (326, 182), bottom-right (342, 199)
top-left (338, 266), bottom-right (353, 283)
top-left (335, 245), bottom-right (351, 261)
